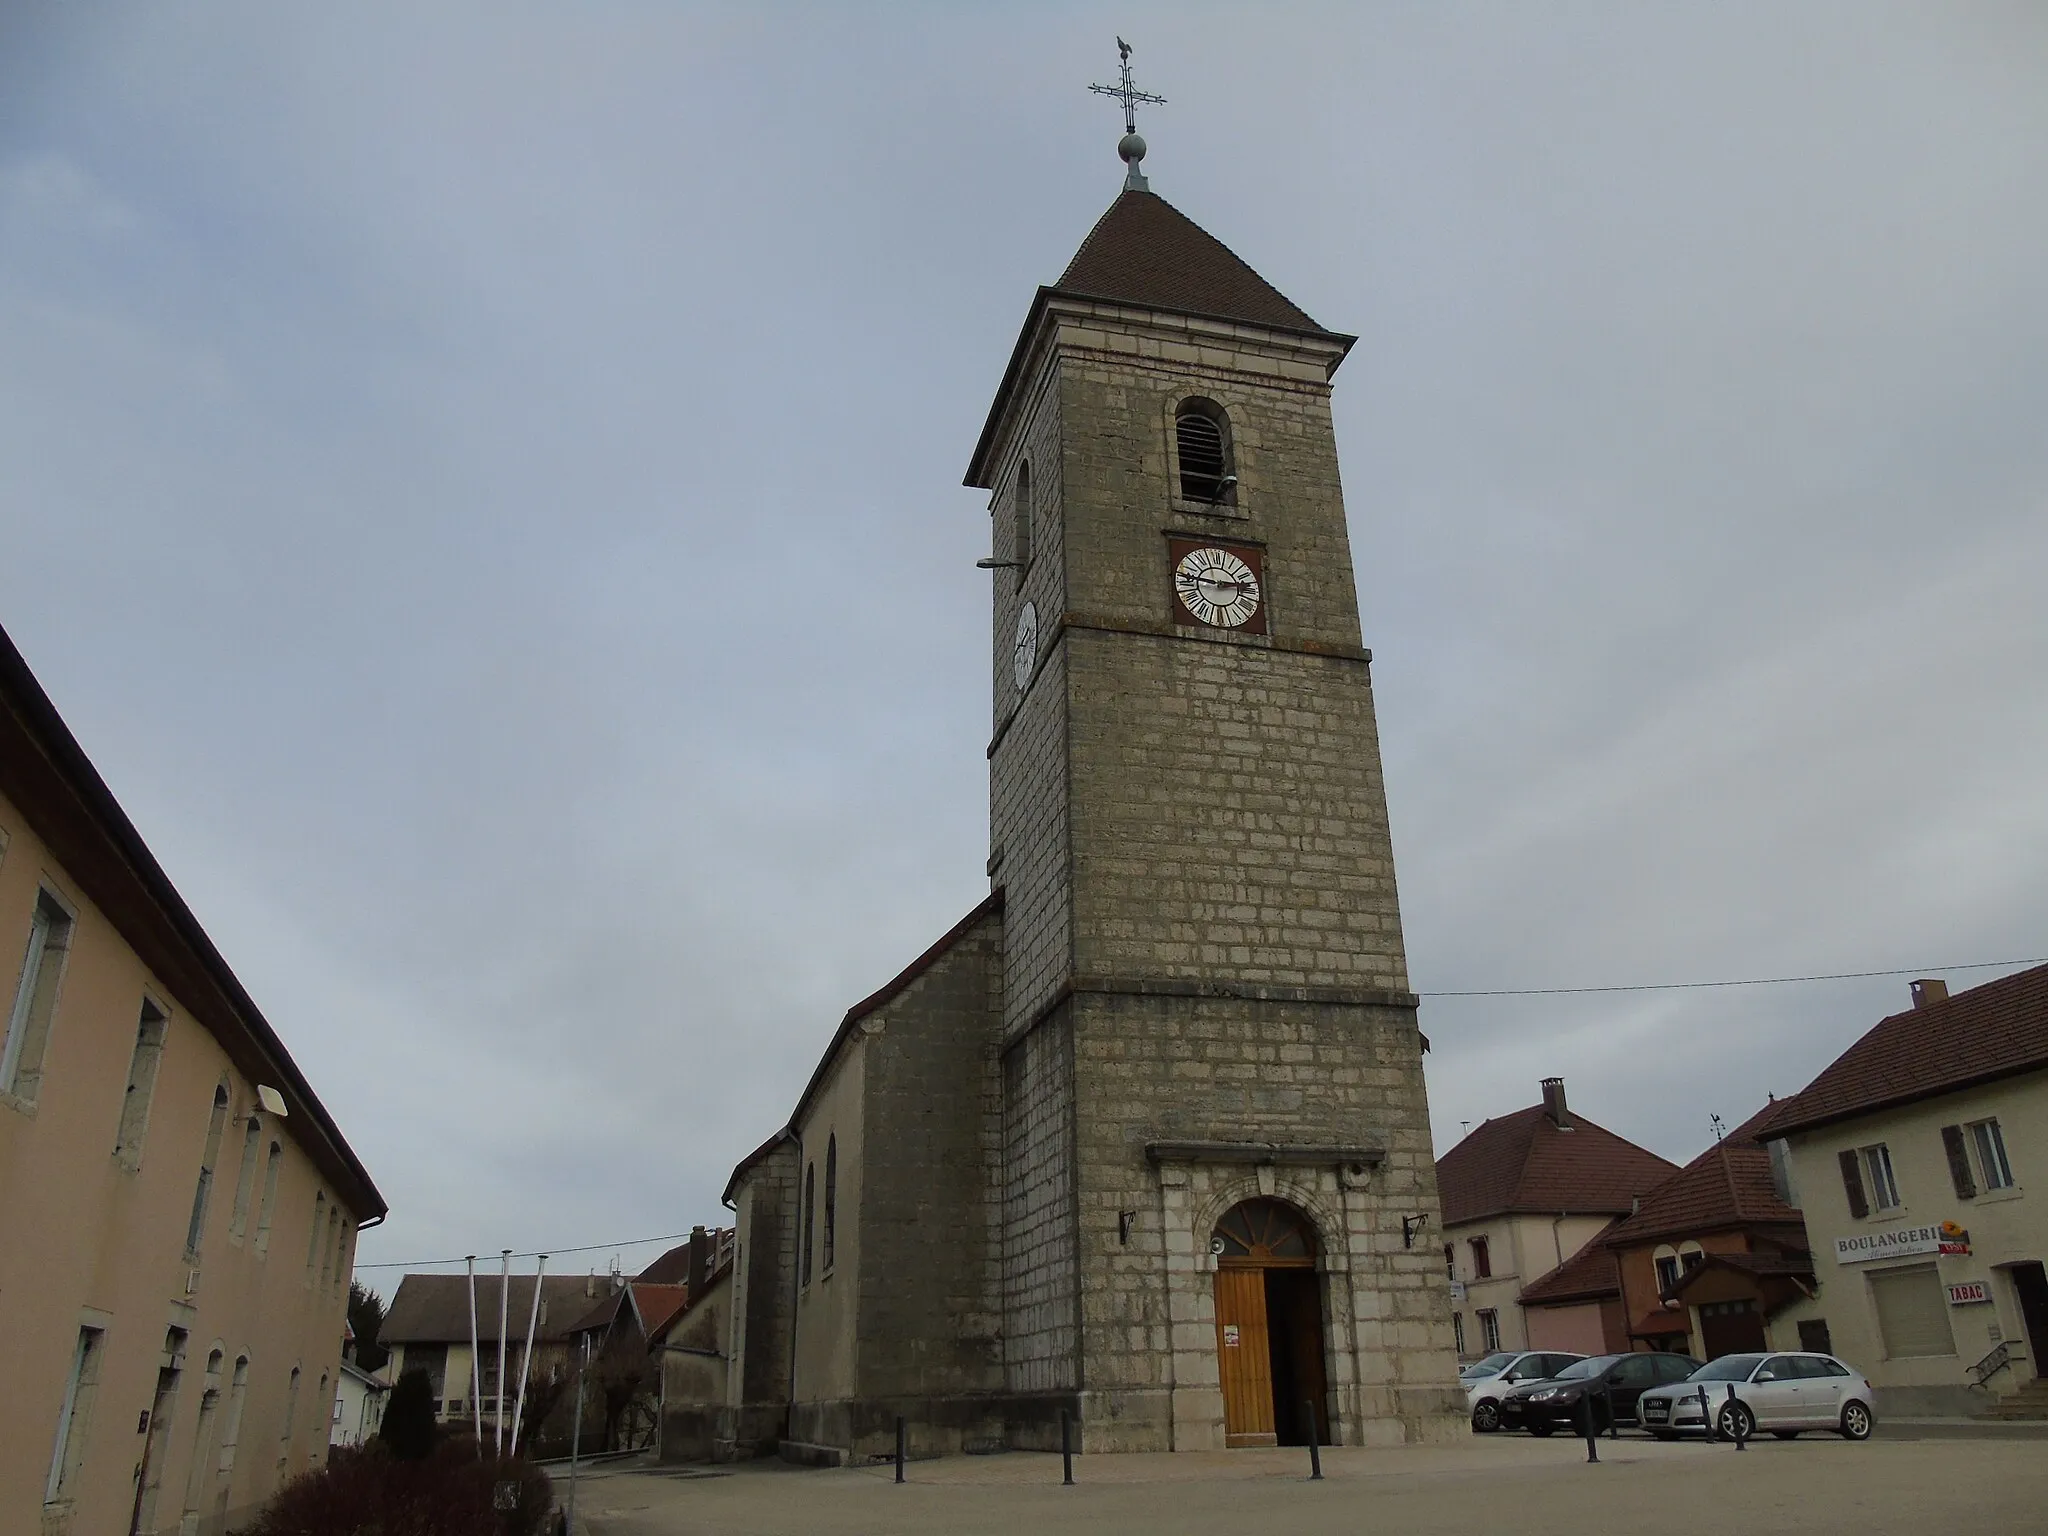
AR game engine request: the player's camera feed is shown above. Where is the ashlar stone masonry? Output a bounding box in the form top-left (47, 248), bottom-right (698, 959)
top-left (708, 184), bottom-right (1463, 1465)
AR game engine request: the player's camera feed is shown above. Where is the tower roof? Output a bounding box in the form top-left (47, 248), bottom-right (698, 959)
top-left (1056, 189), bottom-right (1330, 335)
top-left (965, 188), bottom-right (1351, 488)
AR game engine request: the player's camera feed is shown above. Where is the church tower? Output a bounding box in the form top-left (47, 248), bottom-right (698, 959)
top-left (967, 123), bottom-right (1463, 1448)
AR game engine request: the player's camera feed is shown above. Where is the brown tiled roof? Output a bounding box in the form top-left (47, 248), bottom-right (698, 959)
top-left (1664, 1251), bottom-right (1814, 1302)
top-left (1436, 1106), bottom-right (1678, 1226)
top-left (1055, 190), bottom-right (1329, 335)
top-left (1630, 1309), bottom-right (1693, 1339)
top-left (635, 1243), bottom-right (693, 1285)
top-left (629, 1284), bottom-right (690, 1342)
top-left (1762, 964), bottom-right (2048, 1138)
top-left (1602, 1104), bottom-right (1804, 1247)
top-left (1519, 1219), bottom-right (1625, 1306)
top-left (382, 1274), bottom-right (602, 1346)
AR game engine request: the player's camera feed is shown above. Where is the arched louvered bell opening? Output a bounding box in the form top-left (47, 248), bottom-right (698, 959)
top-left (1176, 408), bottom-right (1229, 501)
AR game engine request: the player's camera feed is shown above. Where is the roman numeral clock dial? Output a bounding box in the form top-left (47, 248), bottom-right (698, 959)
top-left (1012, 601), bottom-right (1038, 691)
top-left (1170, 541), bottom-right (1265, 634)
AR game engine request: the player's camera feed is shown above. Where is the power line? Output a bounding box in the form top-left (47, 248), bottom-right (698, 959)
top-left (1419, 956), bottom-right (2045, 1000)
top-left (355, 955), bottom-right (2045, 1273)
top-left (354, 1229), bottom-right (697, 1272)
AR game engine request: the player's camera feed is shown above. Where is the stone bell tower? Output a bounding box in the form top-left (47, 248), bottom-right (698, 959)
top-left (965, 108), bottom-right (1464, 1449)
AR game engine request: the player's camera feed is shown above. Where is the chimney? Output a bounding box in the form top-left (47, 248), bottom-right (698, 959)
top-left (688, 1225), bottom-right (711, 1298)
top-left (1541, 1076), bottom-right (1572, 1130)
top-left (1910, 978), bottom-right (1949, 1009)
top-left (584, 1272), bottom-right (596, 1299)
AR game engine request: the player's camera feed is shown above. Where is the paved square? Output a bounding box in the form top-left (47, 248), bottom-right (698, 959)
top-left (563, 1429), bottom-right (2048, 1535)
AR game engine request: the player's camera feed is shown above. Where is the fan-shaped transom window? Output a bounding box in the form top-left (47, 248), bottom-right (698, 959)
top-left (1213, 1198), bottom-right (1316, 1264)
top-left (1175, 400), bottom-right (1232, 503)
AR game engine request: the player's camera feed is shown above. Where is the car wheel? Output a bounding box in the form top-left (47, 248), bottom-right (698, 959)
top-left (1526, 1420), bottom-right (1555, 1438)
top-left (1651, 1430), bottom-right (1679, 1442)
top-left (1839, 1400), bottom-right (1873, 1441)
top-left (1771, 1430), bottom-right (1800, 1440)
top-left (1472, 1401), bottom-right (1500, 1433)
top-left (1716, 1401), bottom-right (1755, 1442)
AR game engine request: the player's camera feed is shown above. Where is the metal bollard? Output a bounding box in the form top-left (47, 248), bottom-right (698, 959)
top-left (1699, 1386), bottom-right (1714, 1443)
top-left (1305, 1401), bottom-right (1323, 1481)
top-left (1580, 1393), bottom-right (1599, 1464)
top-left (894, 1416), bottom-right (905, 1484)
top-left (1061, 1408), bottom-right (1074, 1486)
top-left (1726, 1384), bottom-right (1746, 1451)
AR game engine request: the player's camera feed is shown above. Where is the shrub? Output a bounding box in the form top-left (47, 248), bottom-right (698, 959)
top-left (250, 1440), bottom-right (553, 1536)
top-left (379, 1368), bottom-right (440, 1461)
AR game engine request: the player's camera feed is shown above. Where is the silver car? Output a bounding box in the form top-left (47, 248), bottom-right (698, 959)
top-left (1637, 1351), bottom-right (1875, 1442)
top-left (1459, 1350), bottom-right (1587, 1433)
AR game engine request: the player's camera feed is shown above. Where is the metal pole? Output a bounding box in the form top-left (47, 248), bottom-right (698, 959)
top-left (894, 1415), bottom-right (906, 1483)
top-left (565, 1339), bottom-right (587, 1535)
top-left (466, 1257), bottom-right (484, 1451)
top-left (497, 1249), bottom-right (512, 1457)
top-left (510, 1255), bottom-right (547, 1456)
top-left (1700, 1385), bottom-right (1714, 1442)
top-left (1581, 1393), bottom-right (1599, 1464)
top-left (1060, 1408), bottom-right (1074, 1485)
top-left (1305, 1401), bottom-right (1323, 1481)
top-left (1727, 1384), bottom-right (1746, 1451)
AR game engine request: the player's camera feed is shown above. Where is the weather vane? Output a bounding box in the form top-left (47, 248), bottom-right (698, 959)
top-left (1089, 37), bottom-right (1165, 190)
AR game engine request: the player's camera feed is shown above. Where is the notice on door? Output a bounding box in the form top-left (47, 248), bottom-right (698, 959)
top-left (1223, 1324), bottom-right (1241, 1348)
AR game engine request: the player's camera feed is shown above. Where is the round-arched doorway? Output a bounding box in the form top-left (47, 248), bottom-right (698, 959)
top-left (1211, 1198), bottom-right (1330, 1448)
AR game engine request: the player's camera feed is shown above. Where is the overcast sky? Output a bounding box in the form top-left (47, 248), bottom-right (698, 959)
top-left (5, 4), bottom-right (2044, 1282)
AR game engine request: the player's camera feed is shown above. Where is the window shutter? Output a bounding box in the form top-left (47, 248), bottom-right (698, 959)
top-left (1868, 1264), bottom-right (1956, 1359)
top-left (1941, 1125), bottom-right (1976, 1200)
top-left (1838, 1149), bottom-right (1869, 1219)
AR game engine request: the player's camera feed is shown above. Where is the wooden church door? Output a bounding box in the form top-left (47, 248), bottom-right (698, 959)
top-left (1212, 1199), bottom-right (1323, 1448)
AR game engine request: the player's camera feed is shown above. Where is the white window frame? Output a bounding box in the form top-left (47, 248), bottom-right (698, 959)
top-left (1478, 1308), bottom-right (1501, 1352)
top-left (1970, 1119), bottom-right (2016, 1191)
top-left (46, 1325), bottom-right (104, 1504)
top-left (1452, 1312), bottom-right (1465, 1356)
top-left (3, 887), bottom-right (76, 1102)
top-left (1861, 1143), bottom-right (1903, 1211)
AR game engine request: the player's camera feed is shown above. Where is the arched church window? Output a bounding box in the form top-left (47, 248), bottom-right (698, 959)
top-left (1175, 400), bottom-right (1232, 503)
top-left (823, 1135), bottom-right (837, 1274)
top-left (801, 1163), bottom-right (815, 1287)
top-left (1012, 461), bottom-right (1032, 574)
top-left (1211, 1198), bottom-right (1316, 1263)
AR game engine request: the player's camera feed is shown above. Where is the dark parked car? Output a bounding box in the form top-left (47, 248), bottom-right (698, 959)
top-left (1497, 1351), bottom-right (1700, 1435)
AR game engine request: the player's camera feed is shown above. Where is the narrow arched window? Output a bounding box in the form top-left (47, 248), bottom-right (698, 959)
top-left (823, 1136), bottom-right (837, 1275)
top-left (229, 1115), bottom-right (262, 1238)
top-left (1011, 461), bottom-right (1032, 574)
top-left (1175, 400), bottom-right (1232, 502)
top-left (801, 1163), bottom-right (816, 1287)
top-left (186, 1084), bottom-right (231, 1259)
top-left (254, 1144), bottom-right (283, 1255)
top-left (306, 1192), bottom-right (326, 1278)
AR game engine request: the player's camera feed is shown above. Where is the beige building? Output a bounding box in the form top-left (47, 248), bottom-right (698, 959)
top-left (707, 137), bottom-right (1465, 1465)
top-left (1435, 1079), bottom-right (1677, 1358)
top-left (1765, 970), bottom-right (2048, 1416)
top-left (0, 624), bottom-right (384, 1534)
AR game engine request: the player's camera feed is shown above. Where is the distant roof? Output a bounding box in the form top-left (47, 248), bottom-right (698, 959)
top-left (965, 189), bottom-right (1352, 488)
top-left (635, 1243), bottom-right (693, 1285)
top-left (632, 1283), bottom-right (691, 1343)
top-left (1763, 964), bottom-right (2048, 1138)
top-left (1519, 1219), bottom-right (1625, 1307)
top-left (1602, 1103), bottom-right (1803, 1247)
top-left (1436, 1105), bottom-right (1677, 1227)
top-left (382, 1274), bottom-right (602, 1346)
top-left (0, 623), bottom-right (384, 1221)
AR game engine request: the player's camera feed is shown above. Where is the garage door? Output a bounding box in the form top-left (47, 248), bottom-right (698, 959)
top-left (1868, 1264), bottom-right (1956, 1359)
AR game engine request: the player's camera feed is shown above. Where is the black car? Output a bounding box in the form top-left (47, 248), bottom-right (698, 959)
top-left (1497, 1352), bottom-right (1700, 1435)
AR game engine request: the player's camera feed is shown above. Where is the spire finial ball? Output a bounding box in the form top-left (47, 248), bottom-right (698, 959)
top-left (1118, 131), bottom-right (1146, 166)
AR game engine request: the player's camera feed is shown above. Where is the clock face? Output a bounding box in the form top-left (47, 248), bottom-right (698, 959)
top-left (1012, 601), bottom-right (1038, 691)
top-left (1173, 545), bottom-right (1262, 629)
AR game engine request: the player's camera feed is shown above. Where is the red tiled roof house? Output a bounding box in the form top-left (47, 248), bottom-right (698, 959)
top-left (1436, 1079), bottom-right (1676, 1359)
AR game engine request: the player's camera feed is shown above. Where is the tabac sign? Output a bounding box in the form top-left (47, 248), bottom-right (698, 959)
top-left (1834, 1221), bottom-right (1970, 1265)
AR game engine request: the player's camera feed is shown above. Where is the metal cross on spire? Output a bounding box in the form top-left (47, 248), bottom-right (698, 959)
top-left (1089, 37), bottom-right (1165, 190)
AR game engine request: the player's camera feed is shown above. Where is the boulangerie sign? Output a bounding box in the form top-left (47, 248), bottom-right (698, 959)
top-left (1835, 1221), bottom-right (1969, 1264)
